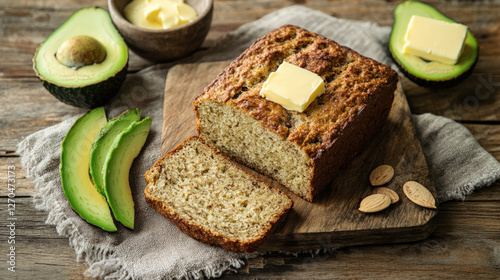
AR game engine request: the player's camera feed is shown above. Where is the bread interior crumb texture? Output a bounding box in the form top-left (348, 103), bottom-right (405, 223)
top-left (197, 100), bottom-right (312, 198)
top-left (146, 139), bottom-right (291, 241)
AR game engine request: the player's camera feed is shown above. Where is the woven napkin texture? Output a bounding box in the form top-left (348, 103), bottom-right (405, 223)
top-left (17, 5), bottom-right (500, 280)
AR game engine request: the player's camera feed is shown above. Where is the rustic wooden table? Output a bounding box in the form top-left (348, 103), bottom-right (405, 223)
top-left (1, 0), bottom-right (499, 279)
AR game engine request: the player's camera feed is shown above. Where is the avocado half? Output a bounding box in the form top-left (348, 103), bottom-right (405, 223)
top-left (389, 1), bottom-right (479, 87)
top-left (33, 7), bottom-right (128, 108)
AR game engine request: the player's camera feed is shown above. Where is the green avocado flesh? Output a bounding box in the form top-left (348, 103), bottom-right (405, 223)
top-left (390, 1), bottom-right (478, 87)
top-left (34, 7), bottom-right (128, 108)
top-left (104, 117), bottom-right (152, 229)
top-left (89, 108), bottom-right (141, 196)
top-left (60, 107), bottom-right (117, 232)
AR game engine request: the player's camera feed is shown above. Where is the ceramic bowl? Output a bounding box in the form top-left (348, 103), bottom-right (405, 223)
top-left (108, 0), bottom-right (213, 62)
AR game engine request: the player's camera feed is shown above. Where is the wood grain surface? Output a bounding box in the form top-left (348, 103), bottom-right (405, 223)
top-left (161, 61), bottom-right (437, 251)
top-left (1, 0), bottom-right (499, 279)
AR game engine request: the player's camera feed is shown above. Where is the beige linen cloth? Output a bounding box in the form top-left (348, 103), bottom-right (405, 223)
top-left (17, 5), bottom-right (500, 279)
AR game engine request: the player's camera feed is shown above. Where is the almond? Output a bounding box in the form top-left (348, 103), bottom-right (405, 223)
top-left (403, 181), bottom-right (437, 209)
top-left (372, 187), bottom-right (399, 204)
top-left (359, 194), bottom-right (391, 213)
top-left (369, 165), bottom-right (394, 186)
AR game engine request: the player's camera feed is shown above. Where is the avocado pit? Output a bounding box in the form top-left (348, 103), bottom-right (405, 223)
top-left (56, 35), bottom-right (106, 69)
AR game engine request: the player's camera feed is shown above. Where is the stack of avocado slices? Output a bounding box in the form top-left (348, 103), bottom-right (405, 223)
top-left (389, 1), bottom-right (479, 87)
top-left (60, 108), bottom-right (151, 231)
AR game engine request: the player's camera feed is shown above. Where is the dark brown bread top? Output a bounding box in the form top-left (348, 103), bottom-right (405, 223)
top-left (194, 25), bottom-right (398, 160)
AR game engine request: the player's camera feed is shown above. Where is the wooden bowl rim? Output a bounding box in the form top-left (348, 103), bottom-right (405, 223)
top-left (108, 0), bottom-right (213, 34)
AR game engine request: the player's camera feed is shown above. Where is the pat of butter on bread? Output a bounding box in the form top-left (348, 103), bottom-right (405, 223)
top-left (260, 61), bottom-right (325, 112)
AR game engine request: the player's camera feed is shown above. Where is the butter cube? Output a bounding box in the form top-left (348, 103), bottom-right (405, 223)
top-left (403, 15), bottom-right (468, 65)
top-left (260, 62), bottom-right (325, 112)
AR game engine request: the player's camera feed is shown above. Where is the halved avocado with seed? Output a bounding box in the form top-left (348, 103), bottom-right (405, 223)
top-left (33, 7), bottom-right (128, 108)
top-left (389, 1), bottom-right (479, 87)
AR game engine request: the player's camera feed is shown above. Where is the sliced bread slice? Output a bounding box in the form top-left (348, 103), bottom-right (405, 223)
top-left (144, 136), bottom-right (293, 253)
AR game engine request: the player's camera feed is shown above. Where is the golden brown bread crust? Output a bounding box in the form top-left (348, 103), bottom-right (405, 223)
top-left (194, 25), bottom-right (398, 201)
top-left (144, 136), bottom-right (293, 253)
top-left (144, 194), bottom-right (291, 253)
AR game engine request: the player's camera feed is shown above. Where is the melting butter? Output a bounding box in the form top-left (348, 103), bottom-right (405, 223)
top-left (260, 61), bottom-right (325, 113)
top-left (124, 0), bottom-right (197, 30)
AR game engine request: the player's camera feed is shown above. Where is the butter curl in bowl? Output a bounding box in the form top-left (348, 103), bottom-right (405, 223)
top-left (108, 0), bottom-right (213, 62)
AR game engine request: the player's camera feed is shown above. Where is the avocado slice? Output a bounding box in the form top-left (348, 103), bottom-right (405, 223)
top-left (89, 108), bottom-right (141, 196)
top-left (389, 1), bottom-right (479, 87)
top-left (33, 7), bottom-right (128, 108)
top-left (103, 117), bottom-right (152, 229)
top-left (60, 107), bottom-right (117, 232)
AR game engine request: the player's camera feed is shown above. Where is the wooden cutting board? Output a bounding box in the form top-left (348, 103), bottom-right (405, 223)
top-left (161, 61), bottom-right (438, 252)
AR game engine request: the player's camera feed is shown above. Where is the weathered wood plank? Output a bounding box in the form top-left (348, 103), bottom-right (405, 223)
top-left (3, 85), bottom-right (500, 155)
top-left (465, 123), bottom-right (500, 157)
top-left (2, 159), bottom-right (499, 200)
top-left (0, 197), bottom-right (93, 279)
top-left (404, 72), bottom-right (500, 121)
top-left (0, 157), bottom-right (29, 197)
top-left (0, 80), bottom-right (86, 152)
top-left (230, 201), bottom-right (500, 279)
top-left (0, 197), bottom-right (498, 279)
top-left (2, 116), bottom-right (499, 199)
top-left (2, 154), bottom-right (498, 200)
top-left (1, 0), bottom-right (499, 76)
top-left (464, 182), bottom-right (500, 202)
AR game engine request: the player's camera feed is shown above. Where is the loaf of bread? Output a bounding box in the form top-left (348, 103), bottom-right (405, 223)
top-left (144, 136), bottom-right (293, 253)
top-left (194, 25), bottom-right (398, 201)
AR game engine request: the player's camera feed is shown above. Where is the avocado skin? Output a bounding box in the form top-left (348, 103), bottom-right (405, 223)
top-left (389, 47), bottom-right (478, 88)
top-left (38, 62), bottom-right (128, 109)
top-left (389, 1), bottom-right (479, 88)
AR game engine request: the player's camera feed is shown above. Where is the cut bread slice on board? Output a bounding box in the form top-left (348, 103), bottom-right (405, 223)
top-left (145, 136), bottom-right (293, 253)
